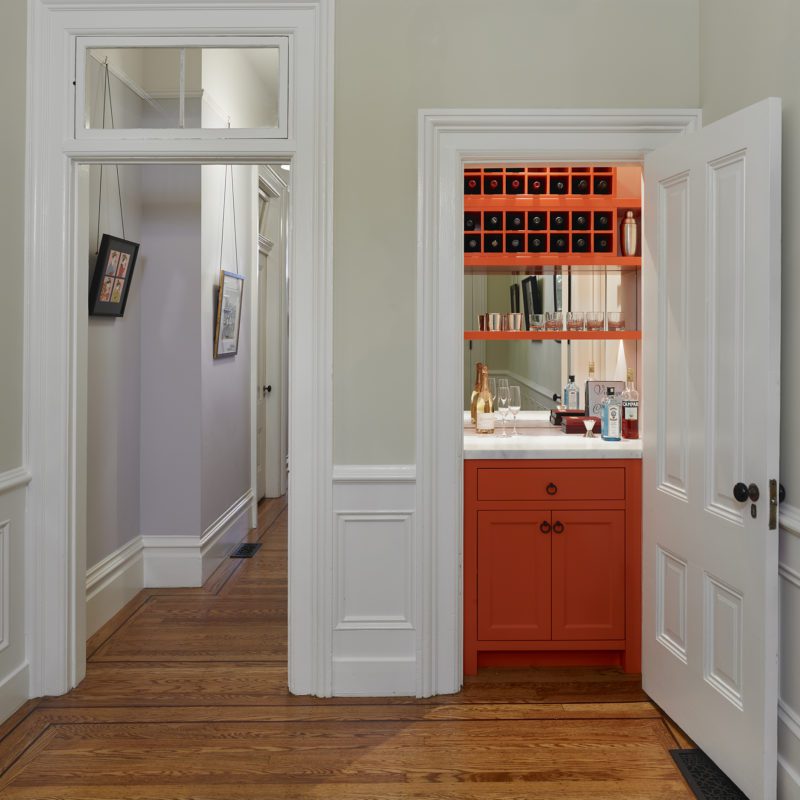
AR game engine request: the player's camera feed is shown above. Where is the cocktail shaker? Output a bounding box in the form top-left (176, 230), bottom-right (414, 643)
top-left (621, 211), bottom-right (638, 257)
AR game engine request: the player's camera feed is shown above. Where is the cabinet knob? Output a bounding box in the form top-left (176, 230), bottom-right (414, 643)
top-left (539, 521), bottom-right (551, 534)
top-left (546, 482), bottom-right (558, 496)
top-left (552, 521), bottom-right (565, 534)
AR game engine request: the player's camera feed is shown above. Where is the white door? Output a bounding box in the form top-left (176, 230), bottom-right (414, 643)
top-left (642, 98), bottom-right (781, 800)
top-left (256, 248), bottom-right (269, 500)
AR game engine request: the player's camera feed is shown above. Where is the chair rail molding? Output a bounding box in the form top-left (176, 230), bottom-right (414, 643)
top-left (416, 108), bottom-right (701, 697)
top-left (24, 0), bottom-right (334, 700)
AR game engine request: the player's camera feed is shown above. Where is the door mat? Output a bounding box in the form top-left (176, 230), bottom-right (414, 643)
top-left (230, 542), bottom-right (262, 559)
top-left (670, 749), bottom-right (748, 799)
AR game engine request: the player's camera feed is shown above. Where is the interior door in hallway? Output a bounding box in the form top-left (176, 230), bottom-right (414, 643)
top-left (642, 97), bottom-right (781, 800)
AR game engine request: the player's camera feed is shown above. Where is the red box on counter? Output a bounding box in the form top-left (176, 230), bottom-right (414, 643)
top-left (561, 415), bottom-right (601, 434)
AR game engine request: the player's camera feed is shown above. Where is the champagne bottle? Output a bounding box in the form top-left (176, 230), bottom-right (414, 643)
top-left (475, 365), bottom-right (495, 434)
top-left (621, 367), bottom-right (639, 439)
top-left (470, 362), bottom-right (484, 424)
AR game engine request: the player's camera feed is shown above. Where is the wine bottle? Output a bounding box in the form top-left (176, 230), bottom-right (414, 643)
top-left (621, 368), bottom-right (639, 439)
top-left (527, 175), bottom-right (546, 194)
top-left (464, 212), bottom-right (480, 231)
top-left (550, 234), bottom-right (568, 253)
top-left (593, 175), bottom-right (612, 195)
top-left (475, 365), bottom-right (495, 434)
top-left (550, 175), bottom-right (568, 194)
top-left (527, 234), bottom-right (546, 253)
top-left (505, 234), bottom-right (524, 253)
top-left (484, 175), bottom-right (502, 194)
top-left (505, 174), bottom-right (524, 194)
top-left (464, 175), bottom-right (480, 195)
top-left (550, 211), bottom-right (568, 230)
top-left (506, 211), bottom-right (524, 230)
top-left (584, 360), bottom-right (596, 415)
top-left (593, 234), bottom-right (612, 253)
top-left (572, 234), bottom-right (590, 253)
top-left (470, 362), bottom-right (484, 424)
top-left (572, 175), bottom-right (590, 194)
top-left (601, 387), bottom-right (621, 441)
top-left (594, 211), bottom-right (612, 230)
top-left (464, 234), bottom-right (481, 253)
top-left (572, 212), bottom-right (590, 230)
top-left (484, 235), bottom-right (503, 254)
top-left (528, 211), bottom-right (546, 230)
top-left (484, 211), bottom-right (502, 230)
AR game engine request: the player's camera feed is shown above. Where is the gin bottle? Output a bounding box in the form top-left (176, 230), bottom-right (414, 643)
top-left (601, 387), bottom-right (621, 442)
top-left (563, 374), bottom-right (580, 410)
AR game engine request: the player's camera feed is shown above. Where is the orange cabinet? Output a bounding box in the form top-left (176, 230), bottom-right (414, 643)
top-left (464, 459), bottom-right (641, 675)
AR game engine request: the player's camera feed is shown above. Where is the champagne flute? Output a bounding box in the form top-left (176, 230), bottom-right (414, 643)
top-left (497, 383), bottom-right (510, 436)
top-left (508, 385), bottom-right (521, 436)
top-left (488, 377), bottom-right (497, 422)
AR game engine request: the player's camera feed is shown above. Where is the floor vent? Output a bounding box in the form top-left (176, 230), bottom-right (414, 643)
top-left (230, 542), bottom-right (262, 559)
top-left (670, 749), bottom-right (747, 799)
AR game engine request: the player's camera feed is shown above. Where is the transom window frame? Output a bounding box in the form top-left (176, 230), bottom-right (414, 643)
top-left (74, 35), bottom-right (291, 140)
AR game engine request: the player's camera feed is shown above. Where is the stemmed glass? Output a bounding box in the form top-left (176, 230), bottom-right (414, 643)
top-left (488, 377), bottom-right (497, 411)
top-left (508, 385), bottom-right (521, 436)
top-left (496, 381), bottom-right (510, 436)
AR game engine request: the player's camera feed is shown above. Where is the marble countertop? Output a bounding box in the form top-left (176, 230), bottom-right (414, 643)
top-left (463, 411), bottom-right (642, 460)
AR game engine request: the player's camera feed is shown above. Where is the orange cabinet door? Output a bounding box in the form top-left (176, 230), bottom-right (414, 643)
top-left (477, 510), bottom-right (551, 641)
top-left (551, 510), bottom-right (626, 641)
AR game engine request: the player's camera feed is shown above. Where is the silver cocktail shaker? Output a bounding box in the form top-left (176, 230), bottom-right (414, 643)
top-left (621, 210), bottom-right (638, 257)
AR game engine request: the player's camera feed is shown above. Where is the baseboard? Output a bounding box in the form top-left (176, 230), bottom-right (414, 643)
top-left (85, 537), bottom-right (144, 637)
top-left (780, 701), bottom-right (800, 799)
top-left (142, 490), bottom-right (254, 588)
top-left (332, 657), bottom-right (416, 696)
top-left (0, 662), bottom-right (29, 723)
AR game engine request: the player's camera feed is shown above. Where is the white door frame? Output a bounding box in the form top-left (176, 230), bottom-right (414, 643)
top-left (416, 109), bottom-right (701, 696)
top-left (24, 0), bottom-right (334, 698)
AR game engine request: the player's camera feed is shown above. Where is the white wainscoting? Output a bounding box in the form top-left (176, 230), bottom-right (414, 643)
top-left (85, 490), bottom-right (254, 636)
top-left (779, 503), bottom-right (800, 799)
top-left (332, 466), bottom-right (416, 696)
top-left (0, 471), bottom-right (30, 723)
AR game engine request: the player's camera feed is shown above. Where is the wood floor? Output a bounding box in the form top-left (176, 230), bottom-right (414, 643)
top-left (0, 498), bottom-right (696, 799)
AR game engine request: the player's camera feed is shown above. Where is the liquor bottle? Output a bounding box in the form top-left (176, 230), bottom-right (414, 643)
top-left (506, 211), bottom-right (524, 230)
top-left (528, 175), bottom-right (546, 194)
top-left (621, 368), bottom-right (639, 439)
top-left (464, 175), bottom-right (480, 195)
top-left (572, 175), bottom-right (590, 194)
top-left (528, 211), bottom-right (546, 230)
top-left (572, 212), bottom-right (590, 230)
top-left (584, 360), bottom-right (596, 415)
top-left (601, 387), bottom-right (621, 441)
top-left (474, 366), bottom-right (495, 434)
top-left (484, 211), bottom-right (502, 230)
top-left (470, 362), bottom-right (484, 424)
top-left (563, 375), bottom-right (580, 409)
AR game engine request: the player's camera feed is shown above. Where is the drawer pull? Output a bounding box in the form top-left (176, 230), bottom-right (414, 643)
top-left (552, 521), bottom-right (565, 534)
top-left (546, 482), bottom-right (558, 496)
top-left (539, 521), bottom-right (551, 534)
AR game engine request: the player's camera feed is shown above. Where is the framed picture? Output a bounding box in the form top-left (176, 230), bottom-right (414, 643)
top-left (88, 234), bottom-right (139, 317)
top-left (214, 270), bottom-right (245, 358)
top-left (509, 283), bottom-right (520, 313)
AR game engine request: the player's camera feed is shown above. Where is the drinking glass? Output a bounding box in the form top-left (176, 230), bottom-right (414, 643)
top-left (586, 311), bottom-right (605, 331)
top-left (508, 385), bottom-right (521, 436)
top-left (488, 377), bottom-right (497, 412)
top-left (530, 314), bottom-right (545, 331)
top-left (497, 382), bottom-right (510, 436)
top-left (566, 311), bottom-right (585, 331)
top-left (607, 312), bottom-right (626, 332)
top-left (545, 311), bottom-right (563, 331)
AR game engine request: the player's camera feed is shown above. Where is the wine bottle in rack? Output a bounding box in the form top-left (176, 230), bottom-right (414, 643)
top-left (550, 234), bottom-right (569, 253)
top-left (464, 234), bottom-right (481, 253)
top-left (528, 211), bottom-right (546, 230)
top-left (593, 175), bottom-right (612, 195)
top-left (594, 211), bottom-right (612, 230)
top-left (572, 175), bottom-right (590, 194)
top-left (484, 234), bottom-right (503, 253)
top-left (505, 174), bottom-right (524, 194)
top-left (505, 234), bottom-right (524, 253)
top-left (527, 234), bottom-right (546, 253)
top-left (572, 212), bottom-right (590, 230)
top-left (484, 174), bottom-right (503, 194)
top-left (550, 174), bottom-right (568, 194)
top-left (464, 175), bottom-right (480, 195)
top-left (593, 234), bottom-right (612, 253)
top-left (506, 211), bottom-right (524, 230)
top-left (464, 212), bottom-right (480, 231)
top-left (527, 175), bottom-right (546, 194)
top-left (483, 211), bottom-right (502, 230)
top-left (572, 234), bottom-right (590, 253)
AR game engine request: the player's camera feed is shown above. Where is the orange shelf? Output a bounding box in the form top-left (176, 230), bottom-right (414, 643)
top-left (465, 330), bottom-right (641, 341)
top-left (464, 255), bottom-right (641, 273)
top-left (464, 196), bottom-right (640, 212)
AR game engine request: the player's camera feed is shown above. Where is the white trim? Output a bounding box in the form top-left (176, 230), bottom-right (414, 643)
top-left (24, 0), bottom-right (334, 698)
top-left (333, 465), bottom-right (416, 484)
top-left (779, 701), bottom-right (800, 796)
top-left (332, 657), bottom-right (416, 697)
top-left (780, 562), bottom-right (800, 590)
top-left (781, 700), bottom-right (800, 742)
top-left (781, 503), bottom-right (800, 539)
top-left (416, 108), bottom-right (701, 697)
top-left (143, 535), bottom-right (203, 589)
top-left (85, 537), bottom-right (144, 637)
top-left (0, 522), bottom-right (8, 653)
top-left (0, 468), bottom-right (32, 496)
top-left (0, 662), bottom-right (30, 724)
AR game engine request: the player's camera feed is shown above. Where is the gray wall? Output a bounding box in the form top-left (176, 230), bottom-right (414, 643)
top-left (0, 0), bottom-right (26, 472)
top-left (333, 0), bottom-right (700, 464)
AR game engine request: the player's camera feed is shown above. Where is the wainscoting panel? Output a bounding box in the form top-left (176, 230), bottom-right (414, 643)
top-left (332, 466), bottom-right (416, 696)
top-left (780, 504), bottom-right (800, 798)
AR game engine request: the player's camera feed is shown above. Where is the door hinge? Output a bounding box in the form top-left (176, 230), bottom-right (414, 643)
top-left (769, 478), bottom-right (778, 530)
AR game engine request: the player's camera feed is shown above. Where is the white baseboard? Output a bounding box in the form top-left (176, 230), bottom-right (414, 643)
top-left (780, 702), bottom-right (800, 799)
top-left (85, 537), bottom-right (144, 636)
top-left (200, 490), bottom-right (254, 582)
top-left (332, 657), bottom-right (416, 696)
top-left (0, 662), bottom-right (29, 723)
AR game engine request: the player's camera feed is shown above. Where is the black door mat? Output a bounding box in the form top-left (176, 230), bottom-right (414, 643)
top-left (670, 749), bottom-right (748, 799)
top-left (230, 542), bottom-right (262, 559)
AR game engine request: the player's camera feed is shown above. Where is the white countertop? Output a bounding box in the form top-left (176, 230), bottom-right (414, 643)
top-left (463, 411), bottom-right (643, 460)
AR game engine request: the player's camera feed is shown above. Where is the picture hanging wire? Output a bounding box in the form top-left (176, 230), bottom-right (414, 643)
top-left (219, 156), bottom-right (240, 272)
top-left (95, 58), bottom-right (126, 254)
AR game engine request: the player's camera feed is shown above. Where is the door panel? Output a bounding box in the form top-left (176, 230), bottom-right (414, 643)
top-left (551, 510), bottom-right (625, 641)
top-left (477, 510), bottom-right (551, 641)
top-left (643, 98), bottom-right (781, 800)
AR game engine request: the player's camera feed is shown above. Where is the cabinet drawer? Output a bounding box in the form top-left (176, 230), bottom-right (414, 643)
top-left (477, 467), bottom-right (625, 502)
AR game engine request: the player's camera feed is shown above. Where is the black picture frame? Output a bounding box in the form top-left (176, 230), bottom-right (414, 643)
top-left (213, 270), bottom-right (246, 358)
top-left (89, 234), bottom-right (140, 317)
top-left (509, 283), bottom-right (520, 313)
top-left (521, 276), bottom-right (536, 330)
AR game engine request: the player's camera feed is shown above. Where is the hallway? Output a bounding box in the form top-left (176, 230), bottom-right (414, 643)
top-left (0, 499), bottom-right (694, 798)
